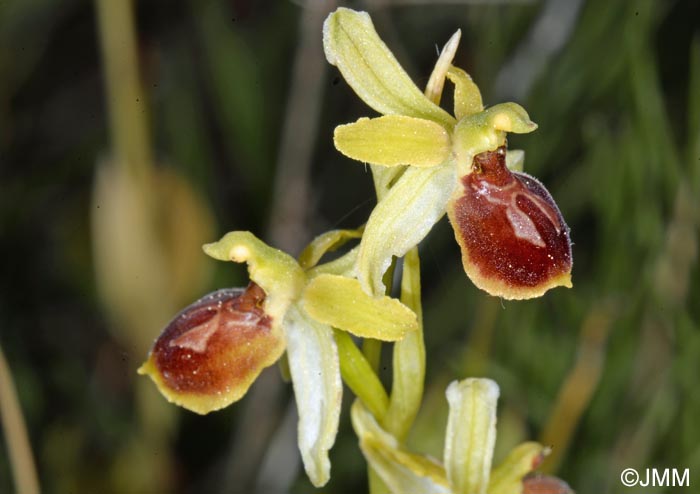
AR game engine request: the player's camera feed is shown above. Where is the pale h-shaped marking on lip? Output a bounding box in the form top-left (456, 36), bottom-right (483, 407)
top-left (170, 306), bottom-right (264, 353)
top-left (470, 177), bottom-right (562, 248)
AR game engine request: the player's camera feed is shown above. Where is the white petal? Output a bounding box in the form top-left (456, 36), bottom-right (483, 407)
top-left (284, 304), bottom-right (342, 487)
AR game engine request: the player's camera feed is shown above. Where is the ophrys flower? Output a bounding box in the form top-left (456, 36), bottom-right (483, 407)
top-left (324, 8), bottom-right (572, 299)
top-left (139, 230), bottom-right (418, 486)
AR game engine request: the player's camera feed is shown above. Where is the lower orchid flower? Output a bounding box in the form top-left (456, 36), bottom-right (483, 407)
top-left (351, 378), bottom-right (574, 494)
top-left (324, 8), bottom-right (572, 299)
top-left (139, 230), bottom-right (418, 487)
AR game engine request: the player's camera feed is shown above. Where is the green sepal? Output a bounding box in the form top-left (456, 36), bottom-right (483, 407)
top-left (323, 8), bottom-right (455, 129)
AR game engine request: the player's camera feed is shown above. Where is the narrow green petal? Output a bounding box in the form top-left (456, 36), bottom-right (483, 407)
top-left (505, 149), bottom-right (525, 172)
top-left (425, 30), bottom-right (461, 105)
top-left (302, 274), bottom-right (418, 341)
top-left (446, 66), bottom-right (484, 119)
top-left (284, 304), bottom-right (342, 487)
top-left (334, 116), bottom-right (450, 167)
top-left (299, 227), bottom-right (363, 270)
top-left (357, 164), bottom-right (456, 295)
top-left (384, 248), bottom-right (426, 440)
top-left (444, 379), bottom-right (499, 494)
top-left (202, 231), bottom-right (304, 321)
top-left (488, 442), bottom-right (548, 494)
top-left (323, 8), bottom-right (455, 128)
top-left (351, 402), bottom-right (452, 494)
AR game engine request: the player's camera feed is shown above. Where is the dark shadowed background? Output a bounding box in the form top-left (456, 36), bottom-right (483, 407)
top-left (1, 0), bottom-right (699, 493)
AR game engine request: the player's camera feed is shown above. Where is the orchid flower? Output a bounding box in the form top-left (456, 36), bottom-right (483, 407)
top-left (351, 378), bottom-right (574, 494)
top-left (324, 8), bottom-right (572, 300)
top-left (139, 230), bottom-right (418, 487)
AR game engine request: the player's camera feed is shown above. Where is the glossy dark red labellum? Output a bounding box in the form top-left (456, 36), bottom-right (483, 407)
top-left (449, 146), bottom-right (572, 299)
top-left (140, 283), bottom-right (285, 414)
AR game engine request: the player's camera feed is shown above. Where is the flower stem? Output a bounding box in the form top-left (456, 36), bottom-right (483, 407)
top-left (362, 255), bottom-right (398, 371)
top-left (334, 329), bottom-right (389, 419)
top-left (95, 0), bottom-right (152, 180)
top-left (383, 247), bottom-right (426, 440)
top-left (362, 339), bottom-right (382, 373)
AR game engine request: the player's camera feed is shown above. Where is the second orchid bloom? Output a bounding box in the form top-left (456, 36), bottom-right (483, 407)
top-left (324, 8), bottom-right (572, 299)
top-left (139, 230), bottom-right (418, 486)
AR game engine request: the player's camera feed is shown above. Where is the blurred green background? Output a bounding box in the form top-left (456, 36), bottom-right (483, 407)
top-left (1, 0), bottom-right (699, 493)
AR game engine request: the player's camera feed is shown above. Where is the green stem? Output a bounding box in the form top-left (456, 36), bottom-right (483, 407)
top-left (383, 247), bottom-right (426, 440)
top-left (334, 329), bottom-right (389, 419)
top-left (362, 339), bottom-right (382, 373)
top-left (362, 256), bottom-right (397, 372)
top-left (95, 0), bottom-right (152, 180)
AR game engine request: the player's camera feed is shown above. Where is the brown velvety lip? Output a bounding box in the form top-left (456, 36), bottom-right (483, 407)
top-left (140, 283), bottom-right (285, 414)
top-left (449, 147), bottom-right (572, 299)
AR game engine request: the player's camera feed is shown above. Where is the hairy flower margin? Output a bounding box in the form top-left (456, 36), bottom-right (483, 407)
top-left (324, 8), bottom-right (572, 299)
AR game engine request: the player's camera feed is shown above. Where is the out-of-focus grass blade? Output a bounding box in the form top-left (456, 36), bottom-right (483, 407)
top-left (688, 36), bottom-right (700, 192)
